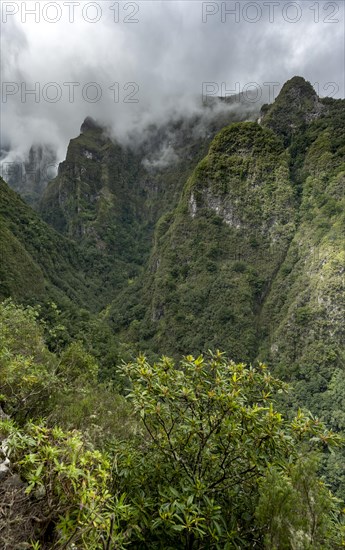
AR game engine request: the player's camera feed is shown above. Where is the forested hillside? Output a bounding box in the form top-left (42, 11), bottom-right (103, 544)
top-left (0, 176), bottom-right (101, 307)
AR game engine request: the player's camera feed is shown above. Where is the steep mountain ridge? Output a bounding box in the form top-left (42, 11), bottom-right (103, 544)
top-left (0, 177), bottom-right (106, 309)
top-left (259, 90), bottom-right (345, 418)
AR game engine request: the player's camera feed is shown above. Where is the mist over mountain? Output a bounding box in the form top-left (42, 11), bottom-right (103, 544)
top-left (1, 1), bottom-right (344, 169)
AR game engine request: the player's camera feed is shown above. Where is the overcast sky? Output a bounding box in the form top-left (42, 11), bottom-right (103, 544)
top-left (1, 0), bottom-right (344, 162)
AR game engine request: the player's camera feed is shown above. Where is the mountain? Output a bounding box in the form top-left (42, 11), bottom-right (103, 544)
top-left (107, 77), bottom-right (344, 423)
top-left (110, 121), bottom-right (295, 360)
top-left (2, 76), bottom-right (344, 422)
top-left (259, 83), bottom-right (345, 419)
top-left (261, 76), bottom-right (325, 145)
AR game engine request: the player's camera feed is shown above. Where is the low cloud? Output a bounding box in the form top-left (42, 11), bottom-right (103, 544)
top-left (1, 0), bottom-right (344, 166)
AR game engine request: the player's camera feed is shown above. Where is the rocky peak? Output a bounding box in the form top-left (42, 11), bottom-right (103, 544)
top-left (80, 116), bottom-right (104, 134)
top-left (278, 76), bottom-right (317, 101)
top-left (261, 76), bottom-right (324, 144)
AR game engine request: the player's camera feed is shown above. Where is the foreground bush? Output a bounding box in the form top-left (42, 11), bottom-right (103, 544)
top-left (115, 352), bottom-right (344, 548)
top-left (1, 419), bottom-right (136, 549)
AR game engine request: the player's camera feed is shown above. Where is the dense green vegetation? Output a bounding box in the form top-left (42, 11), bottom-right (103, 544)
top-left (0, 176), bottom-right (103, 308)
top-left (1, 301), bottom-right (344, 548)
top-left (0, 177), bottom-right (131, 377)
top-left (111, 122), bottom-right (295, 359)
top-left (1, 76), bottom-right (344, 547)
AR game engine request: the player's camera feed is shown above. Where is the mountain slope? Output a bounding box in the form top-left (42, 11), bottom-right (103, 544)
top-left (258, 89), bottom-right (345, 419)
top-left (109, 77), bottom-right (344, 399)
top-left (0, 177), bottom-right (102, 309)
top-left (110, 121), bottom-right (296, 360)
